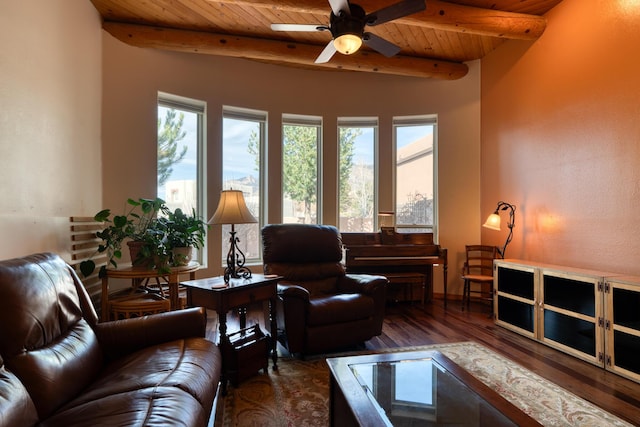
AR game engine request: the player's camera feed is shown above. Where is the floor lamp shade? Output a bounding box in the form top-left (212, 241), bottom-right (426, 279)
top-left (482, 201), bottom-right (516, 259)
top-left (483, 213), bottom-right (501, 231)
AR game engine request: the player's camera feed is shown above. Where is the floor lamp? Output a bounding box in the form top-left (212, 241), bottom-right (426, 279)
top-left (483, 201), bottom-right (516, 259)
top-left (208, 189), bottom-right (258, 282)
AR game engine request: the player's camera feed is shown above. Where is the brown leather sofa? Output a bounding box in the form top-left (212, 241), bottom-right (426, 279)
top-left (0, 252), bottom-right (221, 427)
top-left (262, 224), bottom-right (388, 356)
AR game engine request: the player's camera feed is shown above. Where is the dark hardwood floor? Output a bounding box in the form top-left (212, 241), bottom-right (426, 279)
top-left (206, 298), bottom-right (640, 425)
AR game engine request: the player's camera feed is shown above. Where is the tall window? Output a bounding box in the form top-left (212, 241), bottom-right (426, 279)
top-left (338, 118), bottom-right (377, 232)
top-left (157, 93), bottom-right (206, 262)
top-left (282, 114), bottom-right (321, 224)
top-left (393, 115), bottom-right (437, 235)
top-left (221, 106), bottom-right (266, 264)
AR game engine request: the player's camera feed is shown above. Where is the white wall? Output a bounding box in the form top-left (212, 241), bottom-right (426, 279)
top-left (102, 34), bottom-right (482, 296)
top-left (0, 1), bottom-right (103, 261)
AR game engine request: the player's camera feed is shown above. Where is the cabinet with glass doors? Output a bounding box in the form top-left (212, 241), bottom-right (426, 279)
top-left (494, 260), bottom-right (640, 384)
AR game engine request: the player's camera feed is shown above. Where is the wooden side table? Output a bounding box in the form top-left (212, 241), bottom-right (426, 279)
top-left (101, 262), bottom-right (199, 321)
top-left (181, 274), bottom-right (281, 393)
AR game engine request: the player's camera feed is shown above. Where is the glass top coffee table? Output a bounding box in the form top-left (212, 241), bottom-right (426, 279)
top-left (327, 350), bottom-right (542, 427)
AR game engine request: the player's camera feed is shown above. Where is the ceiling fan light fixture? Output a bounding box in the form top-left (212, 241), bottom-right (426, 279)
top-left (333, 33), bottom-right (362, 55)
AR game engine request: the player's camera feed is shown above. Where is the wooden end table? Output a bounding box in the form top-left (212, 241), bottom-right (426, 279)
top-left (181, 274), bottom-right (281, 394)
top-left (101, 262), bottom-right (199, 321)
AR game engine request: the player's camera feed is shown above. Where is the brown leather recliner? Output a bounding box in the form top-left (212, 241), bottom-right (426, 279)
top-left (0, 252), bottom-right (221, 427)
top-left (262, 224), bottom-right (387, 356)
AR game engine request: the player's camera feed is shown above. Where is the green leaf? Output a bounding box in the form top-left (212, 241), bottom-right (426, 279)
top-left (94, 209), bottom-right (111, 222)
top-left (113, 215), bottom-right (127, 228)
top-left (98, 265), bottom-right (108, 278)
top-left (79, 260), bottom-right (95, 277)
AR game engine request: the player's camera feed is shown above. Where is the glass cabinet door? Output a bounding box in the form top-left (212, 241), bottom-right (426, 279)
top-left (494, 261), bottom-right (537, 339)
top-left (539, 270), bottom-right (603, 366)
top-left (605, 276), bottom-right (640, 383)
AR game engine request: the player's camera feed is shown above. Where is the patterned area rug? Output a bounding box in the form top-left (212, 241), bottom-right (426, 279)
top-left (220, 342), bottom-right (632, 427)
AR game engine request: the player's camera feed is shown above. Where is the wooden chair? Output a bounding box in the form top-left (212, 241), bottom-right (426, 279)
top-left (461, 245), bottom-right (498, 312)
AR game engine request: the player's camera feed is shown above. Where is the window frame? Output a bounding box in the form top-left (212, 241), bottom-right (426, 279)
top-left (337, 116), bottom-right (379, 232)
top-left (221, 105), bottom-right (267, 266)
top-left (392, 115), bottom-right (438, 241)
top-left (157, 92), bottom-right (207, 266)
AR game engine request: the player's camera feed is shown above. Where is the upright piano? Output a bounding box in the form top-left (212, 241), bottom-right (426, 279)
top-left (341, 230), bottom-right (448, 305)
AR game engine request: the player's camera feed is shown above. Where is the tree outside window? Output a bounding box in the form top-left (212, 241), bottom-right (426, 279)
top-left (157, 94), bottom-right (205, 262)
top-left (339, 123), bottom-right (372, 232)
top-left (281, 116), bottom-right (321, 224)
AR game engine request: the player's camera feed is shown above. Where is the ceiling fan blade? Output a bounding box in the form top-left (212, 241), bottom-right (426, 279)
top-left (271, 23), bottom-right (329, 32)
top-left (362, 33), bottom-right (401, 57)
top-left (365, 0), bottom-right (426, 26)
top-left (328, 0), bottom-right (351, 16)
top-left (315, 41), bottom-right (337, 63)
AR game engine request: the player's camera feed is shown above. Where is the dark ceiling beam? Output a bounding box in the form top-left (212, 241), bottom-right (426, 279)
top-left (209, 0), bottom-right (547, 40)
top-left (103, 22), bottom-right (469, 80)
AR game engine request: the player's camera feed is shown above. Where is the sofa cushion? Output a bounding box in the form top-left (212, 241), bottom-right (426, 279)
top-left (63, 337), bottom-right (220, 413)
top-left (0, 253), bottom-right (103, 419)
top-left (307, 294), bottom-right (374, 326)
top-left (0, 252), bottom-right (222, 427)
top-left (40, 387), bottom-right (208, 427)
top-left (0, 362), bottom-right (38, 427)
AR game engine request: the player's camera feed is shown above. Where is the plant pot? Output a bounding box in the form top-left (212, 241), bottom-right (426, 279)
top-left (127, 240), bottom-right (153, 269)
top-left (171, 246), bottom-right (193, 266)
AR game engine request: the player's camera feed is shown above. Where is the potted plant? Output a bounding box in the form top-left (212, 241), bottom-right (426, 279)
top-left (162, 208), bottom-right (209, 266)
top-left (80, 197), bottom-right (168, 278)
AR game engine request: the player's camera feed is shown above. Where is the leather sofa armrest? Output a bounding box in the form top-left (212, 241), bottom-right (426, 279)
top-left (95, 307), bottom-right (208, 361)
top-left (337, 274), bottom-right (388, 295)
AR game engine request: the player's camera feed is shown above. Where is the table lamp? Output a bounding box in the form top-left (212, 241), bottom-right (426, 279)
top-left (208, 189), bottom-right (257, 282)
top-left (483, 201), bottom-right (516, 259)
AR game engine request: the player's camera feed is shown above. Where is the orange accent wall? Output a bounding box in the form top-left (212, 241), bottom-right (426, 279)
top-left (481, 0), bottom-right (640, 273)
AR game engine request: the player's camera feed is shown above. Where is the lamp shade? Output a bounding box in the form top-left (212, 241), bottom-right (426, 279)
top-left (333, 34), bottom-right (362, 55)
top-left (483, 213), bottom-right (501, 231)
top-left (378, 211), bottom-right (395, 228)
top-left (208, 190), bottom-right (257, 225)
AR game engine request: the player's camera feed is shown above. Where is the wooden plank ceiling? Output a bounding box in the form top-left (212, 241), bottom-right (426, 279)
top-left (90, 0), bottom-right (564, 80)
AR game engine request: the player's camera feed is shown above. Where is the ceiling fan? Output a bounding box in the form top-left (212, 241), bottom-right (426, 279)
top-left (271, 0), bottom-right (426, 64)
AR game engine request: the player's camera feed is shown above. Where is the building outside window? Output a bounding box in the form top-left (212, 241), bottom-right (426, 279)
top-left (393, 115), bottom-right (437, 236)
top-left (221, 106), bottom-right (265, 265)
top-left (157, 92), bottom-right (206, 264)
top-left (281, 114), bottom-right (321, 224)
top-left (338, 118), bottom-right (377, 232)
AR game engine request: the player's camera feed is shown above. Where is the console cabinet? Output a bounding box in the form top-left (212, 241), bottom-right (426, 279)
top-left (494, 260), bottom-right (640, 383)
top-left (603, 275), bottom-right (640, 383)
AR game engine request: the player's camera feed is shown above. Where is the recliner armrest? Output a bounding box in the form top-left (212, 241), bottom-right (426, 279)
top-left (338, 274), bottom-right (388, 295)
top-left (95, 307), bottom-right (208, 361)
top-left (277, 283), bottom-right (310, 302)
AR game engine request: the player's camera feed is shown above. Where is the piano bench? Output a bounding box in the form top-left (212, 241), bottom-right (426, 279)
top-left (384, 273), bottom-right (426, 305)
